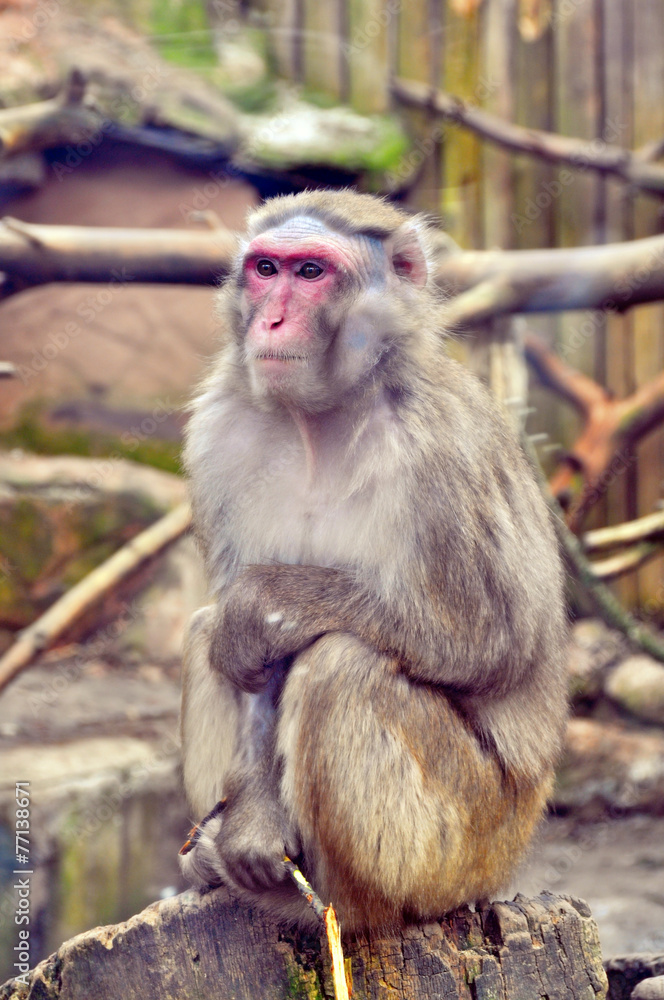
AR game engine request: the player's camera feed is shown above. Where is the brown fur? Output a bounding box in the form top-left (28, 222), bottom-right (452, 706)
top-left (179, 189), bottom-right (568, 934)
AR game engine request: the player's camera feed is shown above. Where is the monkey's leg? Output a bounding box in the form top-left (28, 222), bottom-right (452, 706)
top-left (180, 605), bottom-right (242, 816)
top-left (180, 668), bottom-right (297, 894)
top-left (180, 611), bottom-right (306, 914)
top-left (278, 633), bottom-right (551, 932)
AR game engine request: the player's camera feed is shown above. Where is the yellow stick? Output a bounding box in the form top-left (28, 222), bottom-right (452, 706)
top-left (284, 858), bottom-right (350, 1000)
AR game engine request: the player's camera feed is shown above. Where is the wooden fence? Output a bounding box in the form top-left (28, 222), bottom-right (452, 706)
top-left (246, 0), bottom-right (664, 612)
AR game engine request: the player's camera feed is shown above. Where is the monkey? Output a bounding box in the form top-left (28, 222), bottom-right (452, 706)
top-left (178, 189), bottom-right (568, 934)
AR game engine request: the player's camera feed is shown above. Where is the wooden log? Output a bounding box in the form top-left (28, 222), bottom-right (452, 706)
top-left (4, 218), bottom-right (664, 317)
top-left (0, 889), bottom-right (608, 1000)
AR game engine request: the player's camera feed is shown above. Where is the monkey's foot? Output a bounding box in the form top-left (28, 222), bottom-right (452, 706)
top-left (179, 799), bottom-right (226, 856)
top-left (178, 800), bottom-right (227, 887)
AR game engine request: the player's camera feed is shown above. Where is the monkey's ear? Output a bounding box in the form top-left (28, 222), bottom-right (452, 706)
top-left (388, 222), bottom-right (429, 288)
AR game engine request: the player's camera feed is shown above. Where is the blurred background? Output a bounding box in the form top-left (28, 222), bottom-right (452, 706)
top-left (1, 0), bottom-right (664, 982)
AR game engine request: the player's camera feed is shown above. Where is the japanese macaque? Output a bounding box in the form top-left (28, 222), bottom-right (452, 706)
top-left (178, 189), bottom-right (568, 933)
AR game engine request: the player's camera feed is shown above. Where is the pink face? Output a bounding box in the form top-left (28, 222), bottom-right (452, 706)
top-left (240, 216), bottom-right (386, 402)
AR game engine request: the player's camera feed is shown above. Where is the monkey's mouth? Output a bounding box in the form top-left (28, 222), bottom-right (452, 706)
top-left (254, 352), bottom-right (307, 363)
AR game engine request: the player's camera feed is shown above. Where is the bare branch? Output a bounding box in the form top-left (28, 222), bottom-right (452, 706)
top-left (0, 217), bottom-right (237, 299)
top-left (522, 432), bottom-right (664, 663)
top-left (436, 234), bottom-right (664, 325)
top-left (584, 509), bottom-right (664, 553)
top-left (524, 332), bottom-right (607, 416)
top-left (3, 217), bottom-right (664, 322)
top-left (525, 333), bottom-right (664, 530)
top-left (589, 543), bottom-right (660, 580)
top-left (0, 502), bottom-right (191, 693)
top-left (392, 77), bottom-right (664, 197)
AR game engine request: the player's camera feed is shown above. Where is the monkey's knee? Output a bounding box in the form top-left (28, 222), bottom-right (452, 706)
top-left (278, 636), bottom-right (447, 911)
top-left (278, 635), bottom-right (549, 924)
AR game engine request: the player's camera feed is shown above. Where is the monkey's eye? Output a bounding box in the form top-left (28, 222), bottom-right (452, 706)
top-left (256, 259), bottom-right (277, 277)
top-left (297, 262), bottom-right (323, 280)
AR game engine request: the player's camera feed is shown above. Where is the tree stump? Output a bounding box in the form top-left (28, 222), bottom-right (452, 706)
top-left (0, 889), bottom-right (607, 1000)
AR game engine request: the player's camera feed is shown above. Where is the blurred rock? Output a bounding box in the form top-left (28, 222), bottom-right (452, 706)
top-left (606, 656), bottom-right (664, 726)
top-left (606, 955), bottom-right (664, 1000)
top-left (632, 978), bottom-right (664, 1000)
top-left (568, 618), bottom-right (628, 705)
top-left (237, 97), bottom-right (409, 179)
top-left (0, 658), bottom-right (181, 744)
top-left (0, 451), bottom-right (186, 505)
top-left (555, 718), bottom-right (664, 817)
top-left (0, 4), bottom-right (241, 146)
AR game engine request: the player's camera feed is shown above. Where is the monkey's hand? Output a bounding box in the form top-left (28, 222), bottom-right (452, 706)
top-left (210, 564), bottom-right (371, 693)
top-left (209, 567), bottom-right (327, 692)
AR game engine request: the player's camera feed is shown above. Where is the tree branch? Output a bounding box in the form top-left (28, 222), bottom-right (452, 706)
top-left (590, 543), bottom-right (660, 581)
top-left (525, 332), bottom-right (664, 531)
top-left (391, 77), bottom-right (664, 197)
top-left (522, 431), bottom-right (664, 662)
top-left (436, 234), bottom-right (664, 325)
top-left (524, 331), bottom-right (607, 416)
top-left (0, 217), bottom-right (237, 299)
top-left (3, 216), bottom-right (664, 322)
top-left (0, 502), bottom-right (191, 693)
top-left (584, 509), bottom-right (664, 553)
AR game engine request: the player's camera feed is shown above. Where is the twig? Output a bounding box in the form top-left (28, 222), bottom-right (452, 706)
top-left (284, 859), bottom-right (327, 921)
top-left (0, 502), bottom-right (191, 692)
top-left (392, 77), bottom-right (664, 197)
top-left (284, 858), bottom-right (350, 1000)
top-left (521, 432), bottom-right (664, 663)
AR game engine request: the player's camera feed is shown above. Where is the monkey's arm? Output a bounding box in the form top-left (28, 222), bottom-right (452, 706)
top-left (210, 563), bottom-right (522, 696)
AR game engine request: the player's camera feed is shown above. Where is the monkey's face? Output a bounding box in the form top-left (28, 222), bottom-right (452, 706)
top-left (237, 216), bottom-right (408, 412)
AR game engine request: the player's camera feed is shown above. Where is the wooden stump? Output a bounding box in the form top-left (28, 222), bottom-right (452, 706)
top-left (0, 889), bottom-right (608, 1000)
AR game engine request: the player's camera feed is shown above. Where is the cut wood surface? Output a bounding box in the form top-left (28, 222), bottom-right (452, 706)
top-left (0, 888), bottom-right (608, 1000)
